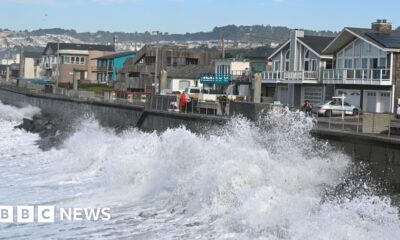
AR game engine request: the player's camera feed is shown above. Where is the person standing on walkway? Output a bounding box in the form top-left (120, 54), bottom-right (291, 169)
top-left (396, 104), bottom-right (400, 119)
top-left (301, 100), bottom-right (313, 117)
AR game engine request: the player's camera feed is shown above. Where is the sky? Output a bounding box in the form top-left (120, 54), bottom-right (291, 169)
top-left (1, 0), bottom-right (399, 33)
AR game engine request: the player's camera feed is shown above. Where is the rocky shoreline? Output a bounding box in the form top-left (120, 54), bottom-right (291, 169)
top-left (15, 114), bottom-right (67, 150)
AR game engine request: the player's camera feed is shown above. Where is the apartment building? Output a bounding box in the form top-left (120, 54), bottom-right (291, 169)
top-left (118, 45), bottom-right (219, 93)
top-left (41, 43), bottom-right (115, 83)
top-left (92, 51), bottom-right (135, 84)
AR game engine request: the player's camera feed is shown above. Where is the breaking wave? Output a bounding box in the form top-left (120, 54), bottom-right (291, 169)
top-left (0, 101), bottom-right (399, 239)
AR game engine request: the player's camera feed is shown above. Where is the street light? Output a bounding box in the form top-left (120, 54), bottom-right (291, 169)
top-left (332, 94), bottom-right (346, 120)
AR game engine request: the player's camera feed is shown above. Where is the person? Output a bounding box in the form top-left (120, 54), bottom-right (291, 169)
top-left (397, 104), bottom-right (400, 119)
top-left (301, 100), bottom-right (313, 117)
top-left (180, 92), bottom-right (187, 112)
top-left (218, 95), bottom-right (228, 116)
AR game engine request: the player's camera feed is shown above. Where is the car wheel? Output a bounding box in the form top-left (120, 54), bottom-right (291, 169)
top-left (352, 108), bottom-right (359, 116)
top-left (324, 110), bottom-right (332, 117)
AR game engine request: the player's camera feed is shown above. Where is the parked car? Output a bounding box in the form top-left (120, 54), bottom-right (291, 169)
top-left (314, 100), bottom-right (361, 116)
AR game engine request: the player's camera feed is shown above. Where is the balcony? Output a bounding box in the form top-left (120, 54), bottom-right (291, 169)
top-left (261, 71), bottom-right (319, 84)
top-left (200, 71), bottom-right (251, 85)
top-left (200, 73), bottom-right (232, 85)
top-left (323, 69), bottom-right (391, 85)
top-left (92, 66), bottom-right (113, 72)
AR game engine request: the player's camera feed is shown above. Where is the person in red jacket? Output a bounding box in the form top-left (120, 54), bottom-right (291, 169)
top-left (180, 92), bottom-right (187, 112)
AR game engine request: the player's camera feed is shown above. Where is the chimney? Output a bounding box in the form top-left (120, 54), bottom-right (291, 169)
top-left (371, 19), bottom-right (392, 33)
top-left (289, 29), bottom-right (304, 71)
top-left (112, 35), bottom-right (117, 51)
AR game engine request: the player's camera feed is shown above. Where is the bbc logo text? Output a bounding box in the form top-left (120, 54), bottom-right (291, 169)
top-left (0, 206), bottom-right (111, 223)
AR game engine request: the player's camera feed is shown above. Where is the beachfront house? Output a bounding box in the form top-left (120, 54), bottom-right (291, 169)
top-left (322, 19), bottom-right (400, 113)
top-left (262, 30), bottom-right (334, 107)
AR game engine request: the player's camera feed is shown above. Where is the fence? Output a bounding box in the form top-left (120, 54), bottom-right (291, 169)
top-left (314, 111), bottom-right (400, 137)
top-left (146, 95), bottom-right (228, 117)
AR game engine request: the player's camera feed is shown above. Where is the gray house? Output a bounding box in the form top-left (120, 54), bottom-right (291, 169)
top-left (322, 19), bottom-right (400, 113)
top-left (262, 30), bottom-right (334, 107)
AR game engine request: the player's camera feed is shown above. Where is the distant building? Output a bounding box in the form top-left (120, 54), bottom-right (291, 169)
top-left (92, 51), bottom-right (135, 84)
top-left (0, 64), bottom-right (19, 81)
top-left (41, 43), bottom-right (115, 84)
top-left (1, 53), bottom-right (20, 65)
top-left (19, 51), bottom-right (43, 79)
top-left (117, 45), bottom-right (219, 93)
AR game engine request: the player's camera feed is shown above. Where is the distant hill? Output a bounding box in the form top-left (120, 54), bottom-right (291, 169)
top-left (12, 25), bottom-right (336, 44)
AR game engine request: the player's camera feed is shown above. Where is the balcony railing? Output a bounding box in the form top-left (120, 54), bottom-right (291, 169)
top-left (261, 71), bottom-right (319, 83)
top-left (323, 69), bottom-right (391, 85)
top-left (92, 66), bottom-right (113, 72)
top-left (200, 73), bottom-right (232, 85)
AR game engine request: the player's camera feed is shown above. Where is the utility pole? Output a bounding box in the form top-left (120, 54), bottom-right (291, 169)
top-left (56, 42), bottom-right (60, 89)
top-left (153, 31), bottom-right (160, 95)
top-left (19, 45), bottom-right (24, 80)
top-left (5, 43), bottom-right (10, 83)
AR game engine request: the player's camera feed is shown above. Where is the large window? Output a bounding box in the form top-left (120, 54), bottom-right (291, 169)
top-left (285, 51), bottom-right (290, 71)
top-left (336, 39), bottom-right (387, 69)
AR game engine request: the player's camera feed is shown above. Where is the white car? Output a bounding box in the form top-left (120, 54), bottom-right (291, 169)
top-left (315, 100), bottom-right (361, 116)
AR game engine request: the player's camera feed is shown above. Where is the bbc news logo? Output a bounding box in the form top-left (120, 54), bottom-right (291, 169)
top-left (0, 206), bottom-right (111, 223)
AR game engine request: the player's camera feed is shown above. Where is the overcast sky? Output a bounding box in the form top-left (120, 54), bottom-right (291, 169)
top-left (1, 0), bottom-right (399, 33)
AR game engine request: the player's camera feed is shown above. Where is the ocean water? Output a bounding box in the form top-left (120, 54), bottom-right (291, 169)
top-left (0, 101), bottom-right (399, 240)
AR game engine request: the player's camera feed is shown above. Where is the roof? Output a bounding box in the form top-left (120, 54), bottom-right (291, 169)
top-left (92, 51), bottom-right (136, 60)
top-left (43, 42), bottom-right (115, 54)
top-left (23, 51), bottom-right (42, 58)
top-left (347, 27), bottom-right (400, 48)
top-left (268, 36), bottom-right (334, 59)
top-left (323, 27), bottom-right (400, 54)
top-left (298, 36), bottom-right (335, 54)
top-left (165, 65), bottom-right (214, 79)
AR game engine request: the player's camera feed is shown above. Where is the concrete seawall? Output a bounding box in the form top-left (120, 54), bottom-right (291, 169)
top-left (0, 87), bottom-right (226, 132)
top-left (1, 86), bottom-right (400, 191)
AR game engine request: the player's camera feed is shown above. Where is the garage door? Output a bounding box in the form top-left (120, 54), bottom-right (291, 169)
top-left (336, 89), bottom-right (361, 107)
top-left (364, 91), bottom-right (391, 113)
top-left (303, 87), bottom-right (323, 107)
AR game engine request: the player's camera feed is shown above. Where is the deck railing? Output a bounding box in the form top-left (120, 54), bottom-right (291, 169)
top-left (323, 69), bottom-right (391, 85)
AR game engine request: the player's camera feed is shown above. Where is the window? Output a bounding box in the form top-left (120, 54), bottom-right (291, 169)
top-left (344, 59), bottom-right (353, 69)
top-left (304, 50), bottom-right (310, 71)
top-left (128, 72), bottom-right (140, 77)
top-left (64, 56), bottom-right (70, 64)
top-left (71, 57), bottom-right (75, 64)
top-left (310, 59), bottom-right (317, 71)
top-left (179, 81), bottom-right (190, 90)
top-left (186, 58), bottom-right (198, 65)
top-left (273, 60), bottom-right (280, 71)
top-left (285, 51), bottom-right (290, 71)
top-left (75, 57), bottom-right (80, 64)
top-left (379, 57), bottom-right (386, 68)
top-left (80, 57), bottom-right (85, 65)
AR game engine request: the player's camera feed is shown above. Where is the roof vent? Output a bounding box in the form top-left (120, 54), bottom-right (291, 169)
top-left (372, 19), bottom-right (392, 33)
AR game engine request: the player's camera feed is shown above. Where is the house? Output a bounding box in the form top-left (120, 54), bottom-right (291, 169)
top-left (41, 43), bottom-right (115, 84)
top-left (199, 58), bottom-right (252, 96)
top-left (92, 51), bottom-right (135, 84)
top-left (117, 45), bottom-right (219, 93)
top-left (164, 65), bottom-right (214, 92)
top-left (262, 30), bottom-right (334, 107)
top-left (19, 51), bottom-right (43, 79)
top-left (321, 19), bottom-right (400, 113)
top-left (0, 63), bottom-right (19, 81)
